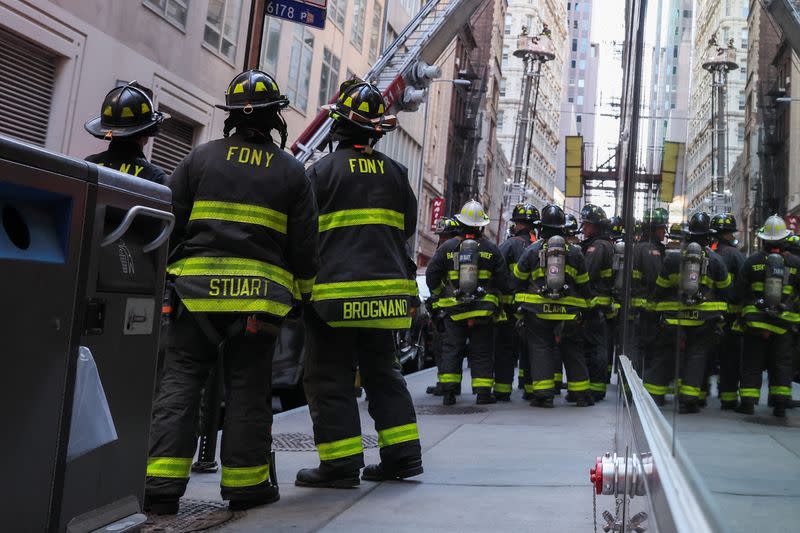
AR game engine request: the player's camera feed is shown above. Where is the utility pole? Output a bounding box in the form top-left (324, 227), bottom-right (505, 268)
top-left (702, 34), bottom-right (738, 213)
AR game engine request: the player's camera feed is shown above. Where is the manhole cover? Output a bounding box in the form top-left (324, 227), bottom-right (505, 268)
top-left (272, 433), bottom-right (378, 451)
top-left (743, 415), bottom-right (800, 428)
top-left (142, 499), bottom-right (237, 533)
top-left (415, 405), bottom-right (488, 415)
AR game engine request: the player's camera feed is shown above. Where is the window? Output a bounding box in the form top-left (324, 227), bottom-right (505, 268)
top-left (204, 0), bottom-right (242, 62)
top-left (571, 39), bottom-right (577, 52)
top-left (369, 2), bottom-right (383, 62)
top-left (741, 29), bottom-right (748, 49)
top-left (576, 114), bottom-right (582, 123)
top-left (737, 123), bottom-right (745, 143)
top-left (577, 95), bottom-right (584, 105)
top-left (742, 5), bottom-right (749, 18)
top-left (573, 20), bottom-right (578, 30)
top-left (143, 0), bottom-right (188, 30)
top-left (739, 90), bottom-right (745, 110)
top-left (527, 15), bottom-right (534, 29)
top-left (740, 67), bottom-right (746, 80)
top-left (568, 97), bottom-right (574, 103)
top-left (260, 17), bottom-right (282, 75)
top-left (328, 0), bottom-right (347, 29)
top-left (497, 110), bottom-right (504, 128)
top-left (500, 78), bottom-right (506, 97)
top-left (580, 38), bottom-right (588, 52)
top-left (673, 45), bottom-right (678, 58)
top-left (504, 15), bottom-right (512, 35)
top-left (287, 26), bottom-right (314, 112)
top-left (151, 111), bottom-right (196, 174)
top-left (319, 48), bottom-right (341, 107)
top-left (579, 59), bottom-right (586, 70)
top-left (0, 27), bottom-right (56, 146)
top-left (578, 79), bottom-right (585, 88)
top-left (571, 60), bottom-right (576, 69)
top-left (502, 46), bottom-right (509, 68)
top-left (351, 0), bottom-right (367, 51)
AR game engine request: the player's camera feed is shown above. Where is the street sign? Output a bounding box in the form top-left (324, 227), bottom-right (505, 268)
top-left (430, 197), bottom-right (445, 231)
top-left (267, 0), bottom-right (326, 29)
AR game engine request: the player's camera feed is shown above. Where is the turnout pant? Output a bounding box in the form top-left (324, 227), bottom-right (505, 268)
top-left (583, 313), bottom-right (608, 396)
top-left (740, 331), bottom-right (794, 406)
top-left (146, 304), bottom-right (276, 502)
top-left (525, 316), bottom-right (589, 400)
top-left (643, 325), bottom-right (715, 402)
top-left (439, 318), bottom-right (495, 393)
top-left (493, 320), bottom-right (517, 395)
top-left (303, 308), bottom-right (421, 471)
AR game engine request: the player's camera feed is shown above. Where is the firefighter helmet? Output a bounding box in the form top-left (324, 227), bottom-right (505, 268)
top-left (643, 208), bottom-right (669, 228)
top-left (668, 223), bottom-right (685, 240)
top-left (511, 203), bottom-right (540, 223)
top-left (455, 199), bottom-right (490, 228)
top-left (85, 82), bottom-right (168, 139)
top-left (540, 204), bottom-right (567, 229)
top-left (609, 216), bottom-right (624, 236)
top-left (711, 213), bottom-right (738, 233)
top-left (435, 217), bottom-right (461, 236)
top-left (786, 233), bottom-right (800, 252)
top-left (687, 212), bottom-right (713, 235)
top-left (216, 70), bottom-right (289, 111)
top-left (565, 214), bottom-right (579, 236)
top-left (580, 203), bottom-right (607, 225)
top-left (323, 78), bottom-right (397, 136)
top-left (757, 214), bottom-right (791, 241)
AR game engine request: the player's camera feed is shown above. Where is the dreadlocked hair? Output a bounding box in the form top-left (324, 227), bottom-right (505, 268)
top-left (223, 107), bottom-right (288, 149)
top-left (325, 119), bottom-right (382, 153)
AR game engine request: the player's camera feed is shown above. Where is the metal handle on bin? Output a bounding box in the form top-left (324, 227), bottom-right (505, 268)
top-left (100, 205), bottom-right (175, 253)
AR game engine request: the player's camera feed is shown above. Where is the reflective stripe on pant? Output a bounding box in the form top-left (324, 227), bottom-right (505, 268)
top-left (582, 314), bottom-right (608, 394)
top-left (740, 331), bottom-right (794, 405)
top-left (439, 318), bottom-right (495, 393)
top-left (493, 321), bottom-right (517, 394)
top-left (677, 325), bottom-right (716, 400)
top-left (643, 328), bottom-right (675, 401)
top-left (524, 316), bottom-right (588, 400)
top-left (303, 307), bottom-right (420, 470)
top-left (146, 303), bottom-right (276, 501)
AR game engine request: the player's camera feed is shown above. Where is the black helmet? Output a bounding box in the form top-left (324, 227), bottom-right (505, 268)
top-left (216, 70), bottom-right (289, 111)
top-left (580, 203), bottom-right (607, 225)
top-left (687, 212), bottom-right (713, 235)
top-left (540, 204), bottom-right (566, 229)
top-left (643, 207), bottom-right (668, 229)
top-left (668, 223), bottom-right (685, 240)
top-left (324, 78), bottom-right (397, 137)
top-left (511, 203), bottom-right (540, 223)
top-left (85, 82), bottom-right (168, 139)
top-left (711, 213), bottom-right (737, 233)
top-left (565, 214), bottom-right (579, 236)
top-left (435, 217), bottom-right (461, 236)
top-left (609, 216), bottom-right (624, 236)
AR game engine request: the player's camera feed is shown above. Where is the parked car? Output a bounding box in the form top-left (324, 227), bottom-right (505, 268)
top-left (395, 274), bottom-right (435, 373)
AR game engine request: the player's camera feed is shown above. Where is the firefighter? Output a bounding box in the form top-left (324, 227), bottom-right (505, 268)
top-left (513, 204), bottom-right (594, 408)
top-left (427, 199), bottom-right (509, 406)
top-left (734, 215), bottom-right (800, 418)
top-left (145, 70), bottom-right (318, 513)
top-left (787, 234), bottom-right (800, 389)
top-left (666, 223), bottom-right (684, 249)
top-left (493, 203), bottom-right (539, 401)
top-left (644, 212), bottom-right (730, 412)
top-left (294, 79), bottom-right (422, 487)
top-left (710, 213), bottom-right (746, 409)
top-left (605, 215), bottom-right (625, 377)
top-left (85, 82), bottom-right (168, 184)
top-left (609, 216), bottom-right (624, 241)
top-left (579, 204), bottom-right (615, 401)
top-left (565, 213), bottom-right (580, 245)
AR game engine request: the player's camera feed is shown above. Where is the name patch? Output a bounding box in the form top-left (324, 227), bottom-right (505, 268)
top-left (209, 277), bottom-right (267, 297)
top-left (343, 298), bottom-right (408, 319)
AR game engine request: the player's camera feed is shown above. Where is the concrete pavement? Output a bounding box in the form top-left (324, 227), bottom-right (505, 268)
top-left (181, 366), bottom-right (616, 532)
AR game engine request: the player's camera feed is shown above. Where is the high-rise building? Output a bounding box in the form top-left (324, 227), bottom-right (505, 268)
top-left (496, 0), bottom-right (567, 206)
top-left (685, 0), bottom-right (749, 212)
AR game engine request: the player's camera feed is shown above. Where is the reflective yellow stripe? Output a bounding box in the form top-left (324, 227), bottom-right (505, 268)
top-left (649, 301), bottom-right (728, 312)
top-left (715, 273), bottom-right (732, 289)
top-left (739, 388), bottom-right (760, 398)
top-left (450, 309), bottom-right (496, 321)
top-left (632, 270), bottom-right (643, 280)
top-left (524, 383), bottom-right (535, 393)
top-left (741, 306), bottom-right (800, 324)
top-left (328, 317), bottom-right (412, 329)
top-left (751, 282), bottom-right (764, 291)
top-left (472, 377), bottom-right (495, 388)
top-left (532, 379), bottom-right (555, 390)
top-left (554, 372), bottom-right (563, 381)
top-left (494, 383), bottom-right (513, 393)
top-left (190, 201), bottom-right (287, 233)
top-left (565, 265), bottom-right (589, 284)
top-left (438, 373), bottom-right (462, 383)
top-left (168, 257), bottom-right (294, 291)
top-left (656, 276), bottom-right (672, 288)
top-left (664, 318), bottom-right (705, 326)
top-left (515, 294), bottom-right (589, 307)
top-left (147, 457), bottom-right (192, 479)
top-left (513, 263), bottom-right (530, 280)
top-left (631, 298), bottom-right (648, 308)
top-left (181, 298), bottom-right (291, 315)
top-left (317, 436), bottom-right (364, 461)
top-left (679, 384), bottom-right (702, 397)
top-left (644, 383), bottom-right (669, 395)
top-left (434, 294), bottom-right (500, 309)
top-left (600, 268), bottom-right (614, 279)
top-left (508, 262), bottom-right (518, 273)
top-left (591, 296), bottom-right (613, 306)
top-left (297, 277), bottom-right (316, 295)
top-left (589, 382), bottom-right (607, 392)
top-left (518, 368), bottom-right (525, 377)
top-left (221, 464), bottom-right (270, 488)
top-left (719, 391), bottom-right (738, 402)
top-left (744, 319), bottom-right (788, 334)
top-left (312, 279), bottom-right (416, 300)
top-left (377, 423), bottom-right (419, 447)
top-left (769, 386), bottom-right (792, 397)
top-left (567, 380), bottom-right (590, 392)
top-left (535, 313), bottom-right (579, 320)
top-left (448, 270), bottom-right (493, 280)
top-left (319, 208), bottom-right (404, 232)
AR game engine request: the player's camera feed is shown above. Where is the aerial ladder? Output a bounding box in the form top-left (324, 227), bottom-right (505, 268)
top-left (291, 0), bottom-right (486, 163)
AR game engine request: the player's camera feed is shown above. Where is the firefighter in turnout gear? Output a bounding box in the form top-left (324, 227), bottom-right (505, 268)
top-left (513, 204), bottom-right (594, 408)
top-left (579, 204), bottom-right (615, 401)
top-left (734, 215), bottom-right (800, 417)
top-left (711, 213), bottom-right (746, 409)
top-left (145, 70), bottom-right (318, 513)
top-left (494, 203), bottom-right (539, 401)
top-left (644, 212), bottom-right (730, 413)
top-left (85, 82), bottom-right (168, 184)
top-left (427, 200), bottom-right (509, 406)
top-left (296, 78), bottom-right (423, 488)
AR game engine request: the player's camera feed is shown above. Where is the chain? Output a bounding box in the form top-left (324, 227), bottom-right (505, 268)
top-left (593, 484), bottom-right (598, 533)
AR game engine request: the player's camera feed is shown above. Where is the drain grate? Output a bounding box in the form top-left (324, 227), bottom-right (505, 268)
top-left (142, 499), bottom-right (237, 533)
top-left (416, 405), bottom-right (488, 415)
top-left (743, 415), bottom-right (800, 428)
top-left (272, 432), bottom-right (378, 451)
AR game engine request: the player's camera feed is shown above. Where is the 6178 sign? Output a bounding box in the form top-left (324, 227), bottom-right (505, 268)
top-left (267, 0), bottom-right (327, 29)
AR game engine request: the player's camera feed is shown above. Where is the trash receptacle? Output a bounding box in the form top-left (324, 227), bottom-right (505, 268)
top-left (1, 136), bottom-right (98, 531)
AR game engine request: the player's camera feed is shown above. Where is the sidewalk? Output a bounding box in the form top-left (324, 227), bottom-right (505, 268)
top-left (180, 367), bottom-right (616, 532)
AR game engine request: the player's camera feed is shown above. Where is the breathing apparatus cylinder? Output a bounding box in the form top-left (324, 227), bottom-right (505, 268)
top-left (455, 239), bottom-right (480, 300)
top-left (680, 242), bottom-right (706, 304)
top-left (538, 235), bottom-right (567, 297)
top-left (763, 253), bottom-right (787, 310)
top-left (612, 241), bottom-right (626, 294)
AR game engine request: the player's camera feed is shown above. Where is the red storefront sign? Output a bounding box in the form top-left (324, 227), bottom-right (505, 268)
top-left (430, 197), bottom-right (445, 231)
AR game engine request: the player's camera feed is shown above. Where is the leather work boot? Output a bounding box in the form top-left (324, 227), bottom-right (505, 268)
top-left (143, 495), bottom-right (179, 515)
top-left (530, 397), bottom-right (554, 408)
top-left (494, 392), bottom-right (511, 402)
top-left (228, 486), bottom-right (280, 510)
top-left (576, 394), bottom-right (595, 407)
top-left (295, 464), bottom-right (360, 489)
top-left (362, 458), bottom-right (423, 482)
top-left (720, 400), bottom-right (738, 411)
top-left (443, 391), bottom-right (457, 406)
top-left (476, 392), bottom-right (497, 405)
top-left (679, 398), bottom-right (700, 414)
top-left (735, 398), bottom-right (756, 415)
top-left (426, 383), bottom-right (443, 395)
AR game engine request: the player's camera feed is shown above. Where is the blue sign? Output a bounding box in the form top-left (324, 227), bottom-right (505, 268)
top-left (266, 0), bottom-right (327, 29)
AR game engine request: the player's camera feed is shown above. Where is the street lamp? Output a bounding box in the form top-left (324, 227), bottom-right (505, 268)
top-left (411, 78), bottom-right (472, 264)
